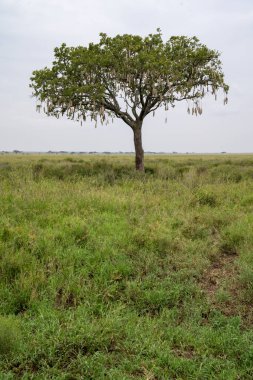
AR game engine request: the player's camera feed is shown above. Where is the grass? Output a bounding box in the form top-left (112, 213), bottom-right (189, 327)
top-left (0, 153), bottom-right (253, 379)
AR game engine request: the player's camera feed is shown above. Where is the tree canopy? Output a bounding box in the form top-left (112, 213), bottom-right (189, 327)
top-left (30, 30), bottom-right (228, 170)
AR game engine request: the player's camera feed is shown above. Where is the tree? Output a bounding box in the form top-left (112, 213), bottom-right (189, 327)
top-left (30, 30), bottom-right (228, 171)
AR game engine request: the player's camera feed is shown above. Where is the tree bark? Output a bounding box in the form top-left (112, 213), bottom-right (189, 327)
top-left (133, 124), bottom-right (144, 171)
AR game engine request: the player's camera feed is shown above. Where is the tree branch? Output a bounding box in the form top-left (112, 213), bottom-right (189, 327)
top-left (103, 98), bottom-right (134, 128)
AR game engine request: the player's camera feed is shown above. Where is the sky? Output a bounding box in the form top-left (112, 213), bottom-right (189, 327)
top-left (0, 0), bottom-right (252, 153)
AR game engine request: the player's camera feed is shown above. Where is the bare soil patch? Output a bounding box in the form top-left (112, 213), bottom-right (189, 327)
top-left (200, 252), bottom-right (253, 325)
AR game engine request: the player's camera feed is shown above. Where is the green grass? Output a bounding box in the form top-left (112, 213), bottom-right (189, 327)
top-left (0, 153), bottom-right (253, 379)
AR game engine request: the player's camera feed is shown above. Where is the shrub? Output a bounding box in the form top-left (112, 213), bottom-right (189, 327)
top-left (195, 190), bottom-right (217, 207)
top-left (0, 316), bottom-right (21, 356)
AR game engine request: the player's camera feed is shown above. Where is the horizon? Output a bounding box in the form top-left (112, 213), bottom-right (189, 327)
top-left (2, 151), bottom-right (253, 155)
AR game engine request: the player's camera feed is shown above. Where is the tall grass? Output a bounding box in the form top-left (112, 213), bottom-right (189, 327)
top-left (0, 154), bottom-right (253, 379)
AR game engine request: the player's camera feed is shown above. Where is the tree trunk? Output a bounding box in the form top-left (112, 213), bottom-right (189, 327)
top-left (133, 124), bottom-right (144, 171)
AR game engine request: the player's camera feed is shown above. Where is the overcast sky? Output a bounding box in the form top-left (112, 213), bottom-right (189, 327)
top-left (0, 0), bottom-right (252, 152)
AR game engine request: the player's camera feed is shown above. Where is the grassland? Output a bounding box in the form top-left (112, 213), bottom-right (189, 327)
top-left (0, 153), bottom-right (253, 379)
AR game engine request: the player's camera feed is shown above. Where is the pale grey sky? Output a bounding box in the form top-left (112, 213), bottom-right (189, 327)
top-left (0, 0), bottom-right (252, 152)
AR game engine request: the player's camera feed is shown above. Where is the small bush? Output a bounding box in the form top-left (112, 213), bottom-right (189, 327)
top-left (195, 190), bottom-right (217, 207)
top-left (0, 316), bottom-right (21, 356)
top-left (220, 227), bottom-right (245, 255)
